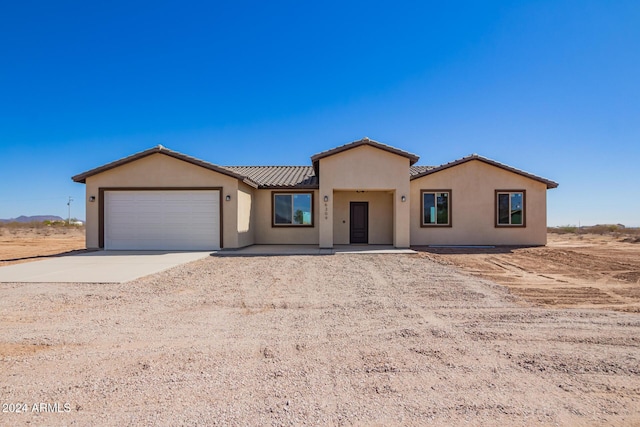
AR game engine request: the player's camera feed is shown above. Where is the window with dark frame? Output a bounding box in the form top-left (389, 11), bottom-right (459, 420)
top-left (273, 192), bottom-right (313, 226)
top-left (421, 190), bottom-right (451, 226)
top-left (496, 190), bottom-right (525, 226)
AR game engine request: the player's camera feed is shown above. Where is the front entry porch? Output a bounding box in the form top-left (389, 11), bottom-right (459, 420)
top-left (332, 190), bottom-right (394, 245)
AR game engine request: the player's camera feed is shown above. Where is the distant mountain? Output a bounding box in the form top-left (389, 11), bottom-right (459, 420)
top-left (0, 215), bottom-right (66, 223)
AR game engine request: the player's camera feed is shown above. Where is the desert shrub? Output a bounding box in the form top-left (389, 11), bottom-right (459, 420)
top-left (2, 221), bottom-right (48, 229)
top-left (548, 226), bottom-right (578, 234)
top-left (48, 221), bottom-right (63, 228)
top-left (588, 224), bottom-right (622, 234)
top-left (548, 224), bottom-right (639, 238)
top-left (624, 228), bottom-right (640, 236)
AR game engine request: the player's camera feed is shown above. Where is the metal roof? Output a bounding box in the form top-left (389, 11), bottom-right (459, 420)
top-left (409, 165), bottom-right (433, 176)
top-left (72, 144), bottom-right (557, 190)
top-left (221, 166), bottom-right (318, 188)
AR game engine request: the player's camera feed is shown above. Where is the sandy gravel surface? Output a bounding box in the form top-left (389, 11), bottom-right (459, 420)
top-left (418, 233), bottom-right (640, 313)
top-left (0, 226), bottom-right (85, 266)
top-left (1, 253), bottom-right (639, 426)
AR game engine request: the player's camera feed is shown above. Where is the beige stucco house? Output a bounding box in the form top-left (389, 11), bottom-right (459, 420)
top-left (72, 138), bottom-right (558, 250)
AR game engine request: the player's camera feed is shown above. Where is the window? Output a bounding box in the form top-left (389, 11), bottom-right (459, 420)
top-left (272, 192), bottom-right (313, 226)
top-left (496, 190), bottom-right (525, 226)
top-left (421, 190), bottom-right (451, 227)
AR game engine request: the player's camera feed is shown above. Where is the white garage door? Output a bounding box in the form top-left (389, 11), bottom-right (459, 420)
top-left (105, 190), bottom-right (220, 250)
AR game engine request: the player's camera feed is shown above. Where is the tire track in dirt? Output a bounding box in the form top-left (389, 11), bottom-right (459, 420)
top-left (2, 252), bottom-right (639, 425)
top-left (417, 233), bottom-right (640, 312)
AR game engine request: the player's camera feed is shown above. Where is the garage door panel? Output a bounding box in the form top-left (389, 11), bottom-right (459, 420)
top-left (105, 190), bottom-right (220, 250)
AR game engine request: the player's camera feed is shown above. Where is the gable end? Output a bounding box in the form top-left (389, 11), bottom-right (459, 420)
top-left (72, 145), bottom-right (258, 188)
top-left (310, 137), bottom-right (420, 175)
top-left (410, 154), bottom-right (558, 189)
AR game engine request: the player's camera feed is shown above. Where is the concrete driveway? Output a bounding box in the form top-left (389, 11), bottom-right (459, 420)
top-left (0, 251), bottom-right (212, 283)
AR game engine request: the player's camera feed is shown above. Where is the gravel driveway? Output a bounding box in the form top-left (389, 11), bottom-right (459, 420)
top-left (1, 254), bottom-right (639, 426)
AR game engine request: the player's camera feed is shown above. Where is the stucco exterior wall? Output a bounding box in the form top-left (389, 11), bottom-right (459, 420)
top-left (78, 144), bottom-right (553, 250)
top-left (318, 145), bottom-right (411, 248)
top-left (410, 160), bottom-right (548, 246)
top-left (236, 182), bottom-right (255, 248)
top-left (84, 153), bottom-right (242, 249)
top-left (253, 189), bottom-right (320, 245)
top-left (332, 191), bottom-right (393, 244)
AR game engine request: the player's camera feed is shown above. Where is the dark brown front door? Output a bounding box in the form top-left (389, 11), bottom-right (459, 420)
top-left (350, 202), bottom-right (368, 244)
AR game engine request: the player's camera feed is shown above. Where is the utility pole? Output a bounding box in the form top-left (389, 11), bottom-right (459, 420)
top-left (67, 196), bottom-right (73, 225)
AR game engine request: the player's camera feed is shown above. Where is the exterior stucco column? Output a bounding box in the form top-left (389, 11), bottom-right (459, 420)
top-left (319, 186), bottom-right (333, 248)
top-left (394, 186), bottom-right (411, 248)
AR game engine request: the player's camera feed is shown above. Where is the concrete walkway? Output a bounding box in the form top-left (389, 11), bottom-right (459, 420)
top-left (0, 251), bottom-right (212, 283)
top-left (216, 245), bottom-right (416, 256)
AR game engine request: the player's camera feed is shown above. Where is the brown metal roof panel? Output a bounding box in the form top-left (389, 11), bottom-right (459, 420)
top-left (221, 166), bottom-right (317, 188)
top-left (409, 165), bottom-right (433, 176)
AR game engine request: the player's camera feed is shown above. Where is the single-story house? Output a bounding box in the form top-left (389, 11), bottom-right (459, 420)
top-left (72, 137), bottom-right (558, 250)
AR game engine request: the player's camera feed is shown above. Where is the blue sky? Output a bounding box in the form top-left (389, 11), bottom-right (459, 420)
top-left (1, 1), bottom-right (638, 226)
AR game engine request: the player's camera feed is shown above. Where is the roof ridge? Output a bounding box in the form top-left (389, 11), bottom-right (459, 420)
top-left (410, 153), bottom-right (558, 188)
top-left (310, 137), bottom-right (420, 166)
top-left (72, 145), bottom-right (259, 187)
top-left (223, 165), bottom-right (313, 168)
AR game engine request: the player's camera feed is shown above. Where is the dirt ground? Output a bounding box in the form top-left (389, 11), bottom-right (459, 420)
top-left (1, 243), bottom-right (639, 425)
top-left (417, 233), bottom-right (640, 313)
top-left (0, 226), bottom-right (86, 266)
